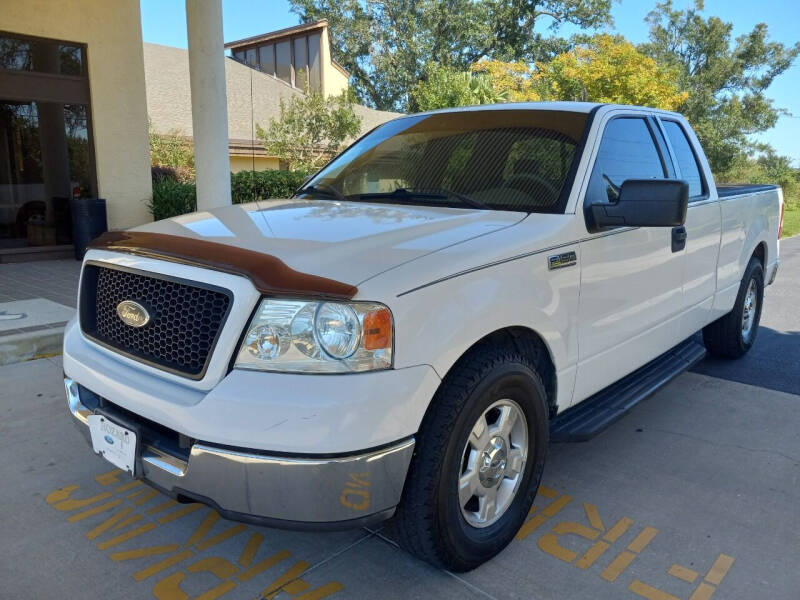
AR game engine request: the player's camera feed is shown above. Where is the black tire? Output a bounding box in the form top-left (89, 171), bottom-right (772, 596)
top-left (393, 342), bottom-right (549, 572)
top-left (703, 256), bottom-right (764, 358)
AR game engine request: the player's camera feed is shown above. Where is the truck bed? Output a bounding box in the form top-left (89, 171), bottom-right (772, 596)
top-left (716, 184), bottom-right (780, 198)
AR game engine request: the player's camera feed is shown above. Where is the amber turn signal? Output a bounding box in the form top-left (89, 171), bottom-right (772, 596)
top-left (363, 307), bottom-right (393, 350)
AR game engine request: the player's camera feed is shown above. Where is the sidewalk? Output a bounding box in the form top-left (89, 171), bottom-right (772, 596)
top-left (0, 259), bottom-right (80, 365)
top-left (0, 258), bottom-right (81, 307)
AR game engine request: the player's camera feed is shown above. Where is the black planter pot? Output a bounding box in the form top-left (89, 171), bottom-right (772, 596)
top-left (70, 197), bottom-right (107, 260)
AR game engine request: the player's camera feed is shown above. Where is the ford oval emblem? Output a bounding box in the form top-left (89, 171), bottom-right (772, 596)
top-left (104, 434), bottom-right (115, 445)
top-left (116, 300), bottom-right (150, 328)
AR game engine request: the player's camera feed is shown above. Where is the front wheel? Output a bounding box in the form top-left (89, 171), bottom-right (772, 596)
top-left (394, 343), bottom-right (549, 571)
top-left (703, 256), bottom-right (764, 358)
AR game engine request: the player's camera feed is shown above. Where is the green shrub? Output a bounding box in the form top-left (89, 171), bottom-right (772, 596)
top-left (149, 179), bottom-right (196, 221)
top-left (148, 170), bottom-right (310, 220)
top-left (230, 170), bottom-right (309, 204)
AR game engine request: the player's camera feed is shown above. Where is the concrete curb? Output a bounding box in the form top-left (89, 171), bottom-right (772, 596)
top-left (0, 326), bottom-right (64, 366)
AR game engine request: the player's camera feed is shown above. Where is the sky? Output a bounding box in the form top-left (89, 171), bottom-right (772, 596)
top-left (140, 0), bottom-right (800, 164)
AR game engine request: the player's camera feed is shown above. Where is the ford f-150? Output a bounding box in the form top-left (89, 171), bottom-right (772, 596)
top-left (63, 102), bottom-right (783, 570)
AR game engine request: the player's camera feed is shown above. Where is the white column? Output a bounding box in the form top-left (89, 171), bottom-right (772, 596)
top-left (186, 0), bottom-right (232, 210)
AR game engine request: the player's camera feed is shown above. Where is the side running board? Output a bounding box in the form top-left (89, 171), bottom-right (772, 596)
top-left (550, 338), bottom-right (707, 442)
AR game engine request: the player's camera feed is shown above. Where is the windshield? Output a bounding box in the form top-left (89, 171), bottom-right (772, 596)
top-left (299, 109), bottom-right (589, 213)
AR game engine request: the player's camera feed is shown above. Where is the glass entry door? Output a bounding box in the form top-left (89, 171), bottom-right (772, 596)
top-left (0, 32), bottom-right (96, 249)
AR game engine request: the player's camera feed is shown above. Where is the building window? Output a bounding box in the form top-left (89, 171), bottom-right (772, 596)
top-left (293, 37), bottom-right (308, 91)
top-left (234, 30), bottom-right (324, 93)
top-left (307, 33), bottom-right (321, 92)
top-left (275, 40), bottom-right (291, 85)
top-left (258, 44), bottom-right (274, 76)
top-left (245, 48), bottom-right (257, 68)
top-left (0, 34), bottom-right (85, 76)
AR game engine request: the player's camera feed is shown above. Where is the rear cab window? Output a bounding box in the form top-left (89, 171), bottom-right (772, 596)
top-left (660, 120), bottom-right (706, 200)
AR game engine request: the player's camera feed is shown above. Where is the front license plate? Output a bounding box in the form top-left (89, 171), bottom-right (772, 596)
top-left (88, 414), bottom-right (137, 475)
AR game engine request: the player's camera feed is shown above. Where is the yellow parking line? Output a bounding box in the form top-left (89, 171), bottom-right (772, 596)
top-left (86, 507), bottom-right (133, 540)
top-left (705, 554), bottom-right (735, 585)
top-left (195, 524), bottom-right (247, 551)
top-left (146, 499), bottom-right (178, 516)
top-left (185, 511), bottom-right (219, 548)
top-left (114, 480), bottom-right (143, 494)
top-left (584, 503), bottom-right (605, 531)
top-left (95, 469), bottom-right (123, 486)
top-left (158, 504), bottom-right (202, 524)
top-left (67, 499), bottom-right (122, 522)
top-left (293, 583), bottom-right (345, 600)
top-left (238, 550), bottom-right (291, 583)
top-left (238, 533), bottom-right (264, 567)
top-left (629, 580), bottom-right (679, 600)
top-left (134, 489), bottom-right (160, 506)
top-left (628, 527), bottom-right (659, 553)
top-left (97, 523), bottom-right (156, 550)
top-left (133, 550), bottom-right (194, 581)
top-left (603, 517), bottom-right (633, 542)
top-left (669, 564), bottom-right (699, 583)
top-left (110, 514), bottom-right (143, 532)
top-left (110, 544), bottom-right (180, 561)
top-left (261, 561), bottom-right (310, 599)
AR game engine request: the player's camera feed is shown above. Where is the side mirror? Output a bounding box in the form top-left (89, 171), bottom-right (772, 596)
top-left (588, 179), bottom-right (688, 232)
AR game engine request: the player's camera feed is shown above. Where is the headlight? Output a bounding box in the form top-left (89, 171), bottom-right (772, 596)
top-left (234, 299), bottom-right (393, 373)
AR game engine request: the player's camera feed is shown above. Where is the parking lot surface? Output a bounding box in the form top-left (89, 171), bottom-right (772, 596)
top-left (1, 237), bottom-right (798, 599)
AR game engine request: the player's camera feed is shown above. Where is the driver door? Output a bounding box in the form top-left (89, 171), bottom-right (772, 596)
top-left (572, 115), bottom-right (685, 404)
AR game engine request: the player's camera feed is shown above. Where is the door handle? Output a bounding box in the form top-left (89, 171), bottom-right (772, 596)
top-left (672, 226), bottom-right (687, 252)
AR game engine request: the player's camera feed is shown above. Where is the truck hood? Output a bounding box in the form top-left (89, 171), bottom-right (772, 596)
top-left (134, 199), bottom-right (525, 288)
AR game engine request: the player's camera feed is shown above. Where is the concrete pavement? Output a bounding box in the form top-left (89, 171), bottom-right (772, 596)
top-left (1, 357), bottom-right (797, 599)
top-left (692, 235), bottom-right (800, 395)
top-left (0, 238), bottom-right (797, 599)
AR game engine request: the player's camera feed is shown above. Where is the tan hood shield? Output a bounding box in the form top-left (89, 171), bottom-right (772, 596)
top-left (89, 231), bottom-right (358, 299)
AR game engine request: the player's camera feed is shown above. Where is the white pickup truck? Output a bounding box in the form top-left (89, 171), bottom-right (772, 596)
top-left (64, 102), bottom-right (783, 571)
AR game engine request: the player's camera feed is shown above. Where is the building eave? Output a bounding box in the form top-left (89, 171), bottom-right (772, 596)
top-left (224, 20), bottom-right (328, 50)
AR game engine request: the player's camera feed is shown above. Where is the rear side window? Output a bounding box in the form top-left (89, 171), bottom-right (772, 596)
top-left (662, 121), bottom-right (705, 198)
top-left (587, 118), bottom-right (665, 203)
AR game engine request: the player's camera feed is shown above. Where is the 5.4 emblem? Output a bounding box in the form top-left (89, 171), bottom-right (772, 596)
top-left (116, 300), bottom-right (150, 328)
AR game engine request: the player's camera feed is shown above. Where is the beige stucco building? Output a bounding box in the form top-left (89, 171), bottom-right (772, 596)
top-left (1, 0), bottom-right (152, 250)
top-left (0, 5), bottom-right (397, 262)
top-left (146, 21), bottom-right (398, 174)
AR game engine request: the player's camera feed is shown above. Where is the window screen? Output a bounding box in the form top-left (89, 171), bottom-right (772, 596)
top-left (663, 121), bottom-right (704, 198)
top-left (587, 118), bottom-right (665, 203)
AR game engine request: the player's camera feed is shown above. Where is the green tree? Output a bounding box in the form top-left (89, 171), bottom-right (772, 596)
top-left (539, 34), bottom-right (688, 110)
top-left (256, 92), bottom-right (361, 172)
top-left (640, 0), bottom-right (800, 172)
top-left (289, 0), bottom-right (612, 111)
top-left (149, 125), bottom-right (195, 182)
top-left (470, 60), bottom-right (545, 102)
top-left (411, 63), bottom-right (509, 110)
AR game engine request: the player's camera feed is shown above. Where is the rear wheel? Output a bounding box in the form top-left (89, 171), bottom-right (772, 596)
top-left (703, 257), bottom-right (764, 358)
top-left (394, 343), bottom-right (549, 571)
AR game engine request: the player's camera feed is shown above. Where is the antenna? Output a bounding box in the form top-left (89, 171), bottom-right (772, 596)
top-left (250, 60), bottom-right (256, 203)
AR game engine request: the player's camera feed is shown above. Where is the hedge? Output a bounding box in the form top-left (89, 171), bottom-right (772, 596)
top-left (149, 170), bottom-right (310, 220)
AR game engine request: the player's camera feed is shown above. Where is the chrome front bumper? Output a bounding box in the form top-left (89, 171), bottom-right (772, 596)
top-left (66, 377), bottom-right (415, 529)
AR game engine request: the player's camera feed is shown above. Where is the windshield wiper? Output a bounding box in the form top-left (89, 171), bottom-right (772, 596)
top-left (357, 187), bottom-right (489, 209)
top-left (296, 183), bottom-right (345, 201)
